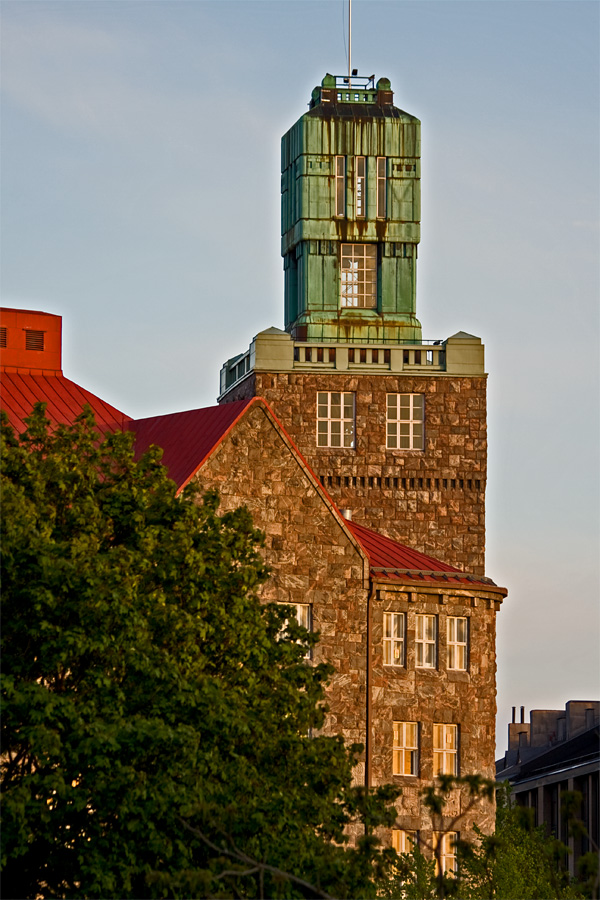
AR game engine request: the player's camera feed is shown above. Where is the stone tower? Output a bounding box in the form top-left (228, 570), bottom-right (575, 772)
top-left (219, 73), bottom-right (487, 575)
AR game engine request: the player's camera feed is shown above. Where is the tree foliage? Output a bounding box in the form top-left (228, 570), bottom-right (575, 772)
top-left (1, 405), bottom-right (400, 899)
top-left (382, 779), bottom-right (589, 900)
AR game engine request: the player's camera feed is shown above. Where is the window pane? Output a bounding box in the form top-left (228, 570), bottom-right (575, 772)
top-left (448, 645), bottom-right (456, 669)
top-left (296, 604), bottom-right (311, 630)
top-left (406, 722), bottom-right (417, 747)
top-left (425, 643), bottom-right (435, 667)
top-left (448, 618), bottom-right (456, 642)
top-left (384, 613), bottom-right (392, 638)
top-left (425, 616), bottom-right (436, 640)
top-left (415, 643), bottom-right (423, 667)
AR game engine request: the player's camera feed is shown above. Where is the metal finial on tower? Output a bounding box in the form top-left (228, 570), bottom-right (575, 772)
top-left (348, 0), bottom-right (352, 88)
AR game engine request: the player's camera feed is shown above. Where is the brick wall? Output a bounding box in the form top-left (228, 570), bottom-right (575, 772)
top-left (190, 402), bottom-right (370, 752)
top-left (372, 584), bottom-right (500, 839)
top-left (222, 371), bottom-right (487, 574)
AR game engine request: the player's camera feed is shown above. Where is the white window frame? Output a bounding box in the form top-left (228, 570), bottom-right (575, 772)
top-left (295, 603), bottom-right (312, 660)
top-left (316, 392), bottom-right (355, 448)
top-left (393, 721), bottom-right (418, 776)
top-left (355, 156), bottom-right (366, 218)
top-left (279, 603), bottom-right (312, 660)
top-left (433, 724), bottom-right (458, 776)
top-left (434, 831), bottom-right (458, 876)
top-left (383, 612), bottom-right (405, 667)
top-left (335, 155), bottom-right (346, 217)
top-left (386, 393), bottom-right (424, 450)
top-left (447, 617), bottom-right (468, 671)
top-left (416, 614), bottom-right (437, 668)
top-left (376, 156), bottom-right (387, 218)
top-left (392, 829), bottom-right (417, 854)
top-left (340, 243), bottom-right (377, 309)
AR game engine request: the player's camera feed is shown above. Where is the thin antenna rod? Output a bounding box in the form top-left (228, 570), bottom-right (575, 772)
top-left (348, 0), bottom-right (352, 88)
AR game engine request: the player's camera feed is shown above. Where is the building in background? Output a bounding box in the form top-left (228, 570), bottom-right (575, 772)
top-left (496, 701), bottom-right (600, 876)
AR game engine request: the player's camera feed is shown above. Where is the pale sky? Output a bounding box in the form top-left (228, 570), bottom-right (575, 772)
top-left (1, 0), bottom-right (599, 755)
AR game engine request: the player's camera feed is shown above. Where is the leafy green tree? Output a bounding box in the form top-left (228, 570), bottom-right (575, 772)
top-left (381, 778), bottom-right (586, 900)
top-left (457, 783), bottom-right (584, 899)
top-left (1, 405), bottom-right (400, 900)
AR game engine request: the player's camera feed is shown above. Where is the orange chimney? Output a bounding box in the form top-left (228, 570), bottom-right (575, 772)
top-left (0, 308), bottom-right (63, 375)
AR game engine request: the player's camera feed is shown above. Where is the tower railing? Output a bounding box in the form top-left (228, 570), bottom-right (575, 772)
top-left (219, 338), bottom-right (447, 400)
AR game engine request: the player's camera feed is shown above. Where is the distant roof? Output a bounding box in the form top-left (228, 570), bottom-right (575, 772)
top-left (0, 372), bottom-right (131, 434)
top-left (347, 519), bottom-right (505, 593)
top-left (128, 399), bottom-right (255, 492)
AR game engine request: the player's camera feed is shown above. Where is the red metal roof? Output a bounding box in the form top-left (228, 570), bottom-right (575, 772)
top-left (0, 372), bottom-right (131, 434)
top-left (347, 519), bottom-right (505, 593)
top-left (128, 399), bottom-right (255, 491)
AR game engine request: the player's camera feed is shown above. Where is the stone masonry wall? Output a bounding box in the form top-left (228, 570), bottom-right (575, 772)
top-left (372, 584), bottom-right (501, 840)
top-left (222, 371), bottom-right (487, 574)
top-left (190, 402), bottom-right (370, 755)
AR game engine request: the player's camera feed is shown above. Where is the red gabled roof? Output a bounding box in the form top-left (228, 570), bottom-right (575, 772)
top-left (347, 519), bottom-right (506, 593)
top-left (128, 399), bottom-right (255, 491)
top-left (0, 372), bottom-right (131, 434)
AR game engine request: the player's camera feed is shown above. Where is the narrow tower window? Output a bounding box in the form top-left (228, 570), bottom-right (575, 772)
top-left (392, 830), bottom-right (417, 854)
top-left (316, 392), bottom-right (355, 448)
top-left (335, 156), bottom-right (346, 217)
top-left (341, 244), bottom-right (377, 308)
top-left (376, 156), bottom-right (387, 218)
top-left (416, 614), bottom-right (437, 668)
top-left (434, 832), bottom-right (458, 875)
top-left (393, 721), bottom-right (418, 775)
top-left (355, 156), bottom-right (365, 217)
top-left (294, 603), bottom-right (312, 660)
top-left (383, 612), bottom-right (405, 666)
top-left (447, 617), bottom-right (468, 670)
top-left (433, 724), bottom-right (458, 775)
top-left (386, 394), bottom-right (424, 450)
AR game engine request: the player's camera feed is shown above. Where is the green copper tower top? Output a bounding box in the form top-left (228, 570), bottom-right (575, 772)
top-left (282, 73), bottom-right (422, 344)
